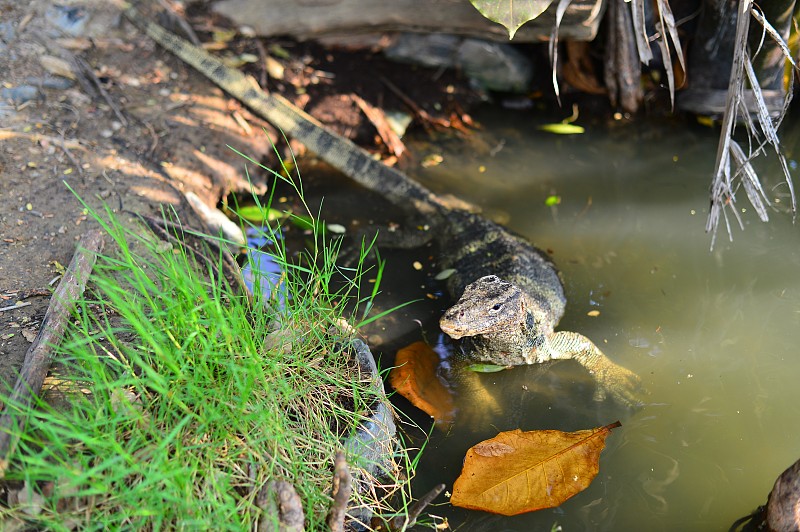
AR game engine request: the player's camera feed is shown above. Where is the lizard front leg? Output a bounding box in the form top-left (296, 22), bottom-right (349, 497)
top-left (543, 331), bottom-right (642, 406)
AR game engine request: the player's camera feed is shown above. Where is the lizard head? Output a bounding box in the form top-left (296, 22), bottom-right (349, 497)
top-left (439, 275), bottom-right (526, 340)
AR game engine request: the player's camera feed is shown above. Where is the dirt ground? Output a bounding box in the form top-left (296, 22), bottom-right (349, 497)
top-left (0, 0), bottom-right (481, 387)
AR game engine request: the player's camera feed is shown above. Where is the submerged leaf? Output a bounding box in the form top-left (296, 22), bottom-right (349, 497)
top-left (469, 0), bottom-right (554, 39)
top-left (434, 268), bottom-right (457, 281)
top-left (544, 195), bottom-right (561, 207)
top-left (451, 421), bottom-right (622, 515)
top-left (389, 342), bottom-right (455, 425)
top-left (466, 363), bottom-right (509, 373)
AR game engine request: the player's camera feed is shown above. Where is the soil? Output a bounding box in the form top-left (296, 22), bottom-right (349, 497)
top-left (0, 0), bottom-right (479, 387)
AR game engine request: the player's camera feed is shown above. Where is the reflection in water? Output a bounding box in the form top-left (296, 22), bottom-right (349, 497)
top-left (387, 110), bottom-right (800, 530)
top-left (241, 227), bottom-right (287, 305)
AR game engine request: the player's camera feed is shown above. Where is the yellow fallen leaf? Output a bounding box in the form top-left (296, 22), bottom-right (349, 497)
top-left (212, 28), bottom-right (237, 43)
top-left (451, 421), bottom-right (621, 515)
top-left (389, 341), bottom-right (455, 425)
top-left (422, 153), bottom-right (444, 168)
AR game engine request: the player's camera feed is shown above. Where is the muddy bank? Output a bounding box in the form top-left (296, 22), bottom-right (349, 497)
top-left (0, 0), bottom-right (478, 387)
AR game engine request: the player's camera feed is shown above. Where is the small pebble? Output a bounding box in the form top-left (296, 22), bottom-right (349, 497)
top-left (45, 5), bottom-right (89, 36)
top-left (25, 77), bottom-right (75, 90)
top-left (1, 86), bottom-right (40, 104)
top-left (100, 129), bottom-right (113, 138)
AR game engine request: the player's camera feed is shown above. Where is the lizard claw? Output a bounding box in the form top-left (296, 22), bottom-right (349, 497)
top-left (591, 360), bottom-right (644, 407)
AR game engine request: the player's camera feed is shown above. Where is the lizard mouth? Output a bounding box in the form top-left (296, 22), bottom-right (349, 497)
top-left (439, 319), bottom-right (489, 340)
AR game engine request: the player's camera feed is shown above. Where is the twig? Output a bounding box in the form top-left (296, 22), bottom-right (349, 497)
top-left (59, 131), bottom-right (85, 176)
top-left (254, 38), bottom-right (269, 88)
top-left (379, 76), bottom-right (451, 130)
top-left (1, 289), bottom-right (51, 301)
top-left (73, 55), bottom-right (128, 127)
top-left (156, 0), bottom-right (201, 46)
top-left (0, 130), bottom-right (86, 151)
top-left (326, 451), bottom-right (352, 532)
top-left (0, 230), bottom-right (104, 477)
top-left (0, 302), bottom-right (32, 313)
top-left (388, 483), bottom-right (445, 530)
top-left (353, 95), bottom-right (406, 158)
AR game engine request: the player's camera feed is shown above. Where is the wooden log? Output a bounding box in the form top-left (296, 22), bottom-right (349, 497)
top-left (211, 0), bottom-right (606, 42)
top-left (0, 230), bottom-right (104, 477)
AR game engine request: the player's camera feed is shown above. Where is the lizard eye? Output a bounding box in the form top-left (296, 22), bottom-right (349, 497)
top-left (490, 303), bottom-right (503, 312)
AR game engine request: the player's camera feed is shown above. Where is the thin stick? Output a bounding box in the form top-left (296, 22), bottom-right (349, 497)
top-left (353, 95), bottom-right (406, 158)
top-left (156, 0), bottom-right (201, 46)
top-left (0, 302), bottom-right (32, 313)
top-left (389, 483), bottom-right (445, 530)
top-left (379, 75), bottom-right (451, 130)
top-left (73, 56), bottom-right (128, 127)
top-left (0, 130), bottom-right (87, 151)
top-left (0, 230), bottom-right (104, 476)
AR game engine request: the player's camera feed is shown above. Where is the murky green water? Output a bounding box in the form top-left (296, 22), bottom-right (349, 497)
top-left (383, 109), bottom-right (800, 531)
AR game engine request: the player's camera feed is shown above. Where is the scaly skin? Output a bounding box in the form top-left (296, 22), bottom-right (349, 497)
top-left (124, 3), bottom-right (641, 406)
top-left (441, 276), bottom-right (641, 405)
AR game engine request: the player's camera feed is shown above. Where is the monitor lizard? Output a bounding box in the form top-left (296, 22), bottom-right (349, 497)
top-left (122, 2), bottom-right (641, 406)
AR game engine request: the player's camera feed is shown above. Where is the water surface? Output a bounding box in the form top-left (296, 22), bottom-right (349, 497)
top-left (384, 109), bottom-right (800, 531)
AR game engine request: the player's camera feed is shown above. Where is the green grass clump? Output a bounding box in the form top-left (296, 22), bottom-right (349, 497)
top-left (0, 163), bottom-right (407, 529)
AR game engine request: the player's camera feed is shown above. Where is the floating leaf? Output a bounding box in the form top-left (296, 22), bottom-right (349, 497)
top-left (451, 421), bottom-right (622, 515)
top-left (236, 205), bottom-right (284, 223)
top-left (434, 268), bottom-right (457, 281)
top-left (466, 363), bottom-right (509, 373)
top-left (326, 223), bottom-right (346, 234)
top-left (389, 341), bottom-right (455, 425)
top-left (538, 123), bottom-right (585, 135)
top-left (469, 0), bottom-right (555, 40)
top-left (696, 115), bottom-right (715, 127)
top-left (544, 195), bottom-right (561, 207)
top-left (421, 153), bottom-right (444, 168)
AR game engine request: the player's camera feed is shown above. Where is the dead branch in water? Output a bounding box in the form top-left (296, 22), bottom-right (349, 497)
top-left (707, 1), bottom-right (797, 248)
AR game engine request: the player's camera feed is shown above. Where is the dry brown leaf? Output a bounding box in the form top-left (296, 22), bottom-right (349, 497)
top-left (389, 341), bottom-right (455, 425)
top-left (451, 421), bottom-right (621, 515)
top-left (21, 329), bottom-right (37, 343)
